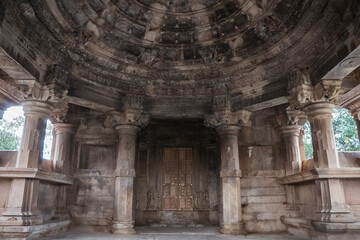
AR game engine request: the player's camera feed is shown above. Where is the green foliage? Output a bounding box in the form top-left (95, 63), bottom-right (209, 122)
top-left (332, 109), bottom-right (359, 151)
top-left (302, 121), bottom-right (313, 160)
top-left (303, 108), bottom-right (360, 159)
top-left (0, 115), bottom-right (24, 150)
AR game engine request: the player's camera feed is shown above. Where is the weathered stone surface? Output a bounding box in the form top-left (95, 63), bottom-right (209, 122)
top-left (0, 0), bottom-right (360, 239)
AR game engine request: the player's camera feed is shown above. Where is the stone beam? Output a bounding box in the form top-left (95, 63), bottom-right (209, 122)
top-left (322, 46), bottom-right (360, 80)
top-left (68, 96), bottom-right (114, 112)
top-left (243, 96), bottom-right (288, 112)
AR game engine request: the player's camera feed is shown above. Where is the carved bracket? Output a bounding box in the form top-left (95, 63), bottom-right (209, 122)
top-left (108, 110), bottom-right (150, 128)
top-left (205, 109), bottom-right (251, 128)
top-left (288, 69), bottom-right (342, 110)
top-left (273, 109), bottom-right (307, 128)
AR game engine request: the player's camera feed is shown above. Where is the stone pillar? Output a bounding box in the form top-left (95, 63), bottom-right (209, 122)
top-left (50, 127), bottom-right (57, 162)
top-left (303, 102), bottom-right (339, 168)
top-left (52, 123), bottom-right (75, 221)
top-left (112, 124), bottom-right (139, 234)
top-left (0, 100), bottom-right (53, 225)
top-left (53, 123), bottom-right (75, 174)
top-left (0, 107), bottom-right (4, 119)
top-left (304, 104), bottom-right (354, 222)
top-left (216, 125), bottom-right (245, 234)
top-left (298, 129), bottom-right (306, 162)
top-left (278, 125), bottom-right (302, 175)
top-left (17, 100), bottom-right (53, 168)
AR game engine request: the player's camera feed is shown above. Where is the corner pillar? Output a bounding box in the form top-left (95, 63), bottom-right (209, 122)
top-left (53, 123), bottom-right (76, 174)
top-left (304, 103), bottom-right (354, 223)
top-left (303, 102), bottom-right (338, 168)
top-left (351, 109), bottom-right (360, 144)
top-left (216, 125), bottom-right (245, 234)
top-left (112, 124), bottom-right (139, 234)
top-left (0, 100), bottom-right (53, 226)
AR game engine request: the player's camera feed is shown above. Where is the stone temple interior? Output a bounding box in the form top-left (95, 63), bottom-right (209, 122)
top-left (0, 0), bottom-right (360, 239)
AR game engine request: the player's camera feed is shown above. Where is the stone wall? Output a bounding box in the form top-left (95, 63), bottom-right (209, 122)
top-left (68, 170), bottom-right (115, 226)
top-left (67, 115), bottom-right (117, 227)
top-left (0, 179), bottom-right (11, 215)
top-left (238, 113), bottom-right (287, 233)
top-left (0, 151), bottom-right (17, 167)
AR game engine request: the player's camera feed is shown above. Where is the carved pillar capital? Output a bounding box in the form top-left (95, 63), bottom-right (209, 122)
top-left (108, 110), bottom-right (150, 128)
top-left (204, 109), bottom-right (251, 129)
top-left (21, 100), bottom-right (54, 118)
top-left (302, 102), bottom-right (335, 119)
top-left (53, 123), bottom-right (76, 135)
top-left (287, 69), bottom-right (342, 110)
top-left (216, 125), bottom-right (241, 136)
top-left (115, 124), bottom-right (140, 136)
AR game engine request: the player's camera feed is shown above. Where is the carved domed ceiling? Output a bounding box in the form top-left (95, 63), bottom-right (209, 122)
top-left (0, 0), bottom-right (359, 115)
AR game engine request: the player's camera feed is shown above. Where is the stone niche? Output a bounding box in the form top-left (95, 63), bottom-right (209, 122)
top-left (135, 119), bottom-right (221, 226)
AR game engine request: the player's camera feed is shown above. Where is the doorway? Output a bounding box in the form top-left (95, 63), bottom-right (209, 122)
top-left (162, 147), bottom-right (193, 211)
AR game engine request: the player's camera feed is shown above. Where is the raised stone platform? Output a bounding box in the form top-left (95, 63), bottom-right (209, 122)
top-left (40, 225), bottom-right (303, 239)
top-left (0, 220), bottom-right (71, 240)
top-left (282, 217), bottom-right (360, 240)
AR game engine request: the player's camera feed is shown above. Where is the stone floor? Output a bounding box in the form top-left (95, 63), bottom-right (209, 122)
top-left (41, 225), bottom-right (303, 240)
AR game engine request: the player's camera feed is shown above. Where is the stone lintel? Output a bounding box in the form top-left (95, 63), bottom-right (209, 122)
top-left (277, 168), bottom-right (360, 185)
top-left (0, 168), bottom-right (73, 185)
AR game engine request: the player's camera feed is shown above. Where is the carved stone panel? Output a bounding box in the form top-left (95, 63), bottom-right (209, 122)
top-left (162, 147), bottom-right (193, 211)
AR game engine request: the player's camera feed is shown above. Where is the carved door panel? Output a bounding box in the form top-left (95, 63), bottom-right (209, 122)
top-left (162, 147), bottom-right (193, 210)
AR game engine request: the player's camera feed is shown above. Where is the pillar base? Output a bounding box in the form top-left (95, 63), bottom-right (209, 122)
top-left (112, 221), bottom-right (136, 234)
top-left (0, 214), bottom-right (42, 226)
top-left (221, 222), bottom-right (246, 235)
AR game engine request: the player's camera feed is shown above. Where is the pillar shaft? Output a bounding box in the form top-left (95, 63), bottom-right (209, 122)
top-left (16, 100), bottom-right (53, 168)
top-left (112, 125), bottom-right (139, 234)
top-left (0, 100), bottom-right (52, 225)
top-left (52, 123), bottom-right (75, 221)
top-left (53, 123), bottom-right (75, 174)
top-left (304, 102), bottom-right (339, 168)
top-left (279, 125), bottom-right (302, 175)
top-left (351, 109), bottom-right (360, 144)
top-left (216, 125), bottom-right (244, 235)
top-left (304, 102), bottom-right (354, 222)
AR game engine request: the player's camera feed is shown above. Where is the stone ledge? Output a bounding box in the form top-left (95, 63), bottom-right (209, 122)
top-left (0, 220), bottom-right (70, 239)
top-left (0, 168), bottom-right (73, 185)
top-left (312, 221), bottom-right (360, 233)
top-left (277, 168), bottom-right (360, 185)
